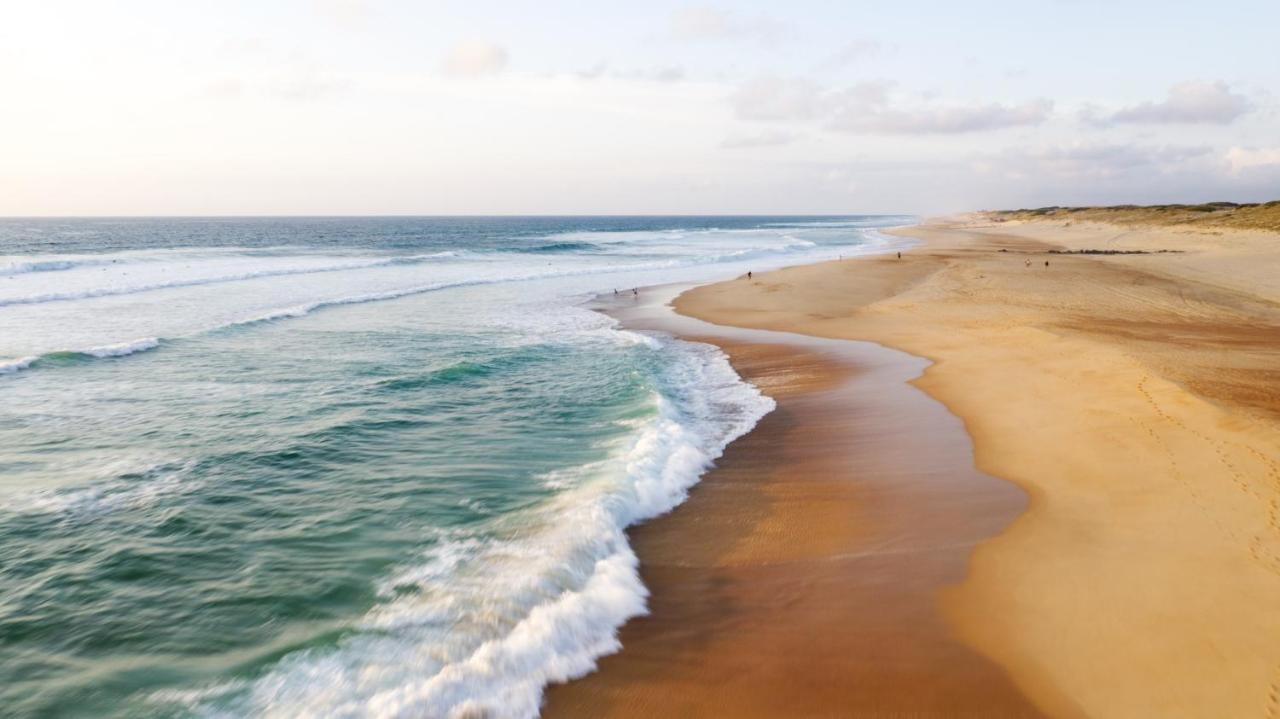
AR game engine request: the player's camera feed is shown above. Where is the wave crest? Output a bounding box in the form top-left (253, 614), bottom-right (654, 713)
top-left (0, 338), bottom-right (160, 376)
top-left (188, 335), bottom-right (774, 718)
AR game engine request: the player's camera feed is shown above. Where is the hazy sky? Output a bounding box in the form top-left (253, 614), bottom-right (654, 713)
top-left (2, 0), bottom-right (1277, 215)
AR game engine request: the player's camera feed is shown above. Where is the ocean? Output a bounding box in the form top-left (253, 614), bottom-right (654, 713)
top-left (0, 215), bottom-right (907, 718)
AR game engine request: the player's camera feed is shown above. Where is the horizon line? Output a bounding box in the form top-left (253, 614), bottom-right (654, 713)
top-left (0, 212), bottom-right (920, 220)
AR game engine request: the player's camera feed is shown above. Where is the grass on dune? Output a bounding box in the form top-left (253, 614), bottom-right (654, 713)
top-left (988, 200), bottom-right (1280, 233)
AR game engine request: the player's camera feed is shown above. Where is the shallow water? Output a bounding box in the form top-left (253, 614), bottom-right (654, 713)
top-left (0, 215), bottom-right (906, 717)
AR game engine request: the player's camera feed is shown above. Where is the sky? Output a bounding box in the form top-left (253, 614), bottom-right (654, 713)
top-left (1, 0), bottom-right (1277, 216)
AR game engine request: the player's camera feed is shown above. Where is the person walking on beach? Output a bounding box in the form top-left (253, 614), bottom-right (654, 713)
top-left (897, 252), bottom-right (901, 259)
top-left (747, 271), bottom-right (753, 280)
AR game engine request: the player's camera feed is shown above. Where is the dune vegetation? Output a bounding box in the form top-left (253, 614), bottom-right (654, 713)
top-left (989, 201), bottom-right (1280, 232)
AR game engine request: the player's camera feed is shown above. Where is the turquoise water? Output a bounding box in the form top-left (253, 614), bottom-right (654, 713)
top-left (0, 216), bottom-right (906, 717)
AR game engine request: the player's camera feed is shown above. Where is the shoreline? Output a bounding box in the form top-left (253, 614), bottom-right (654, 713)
top-left (543, 283), bottom-right (1044, 716)
top-left (548, 214), bottom-right (1280, 717)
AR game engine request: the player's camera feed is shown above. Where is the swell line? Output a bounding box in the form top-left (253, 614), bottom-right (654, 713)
top-left (0, 253), bottom-right (457, 307)
top-left (0, 338), bottom-right (161, 375)
top-left (1, 229), bottom-right (886, 377)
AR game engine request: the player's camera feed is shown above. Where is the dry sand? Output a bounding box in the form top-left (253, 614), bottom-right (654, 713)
top-left (663, 217), bottom-right (1280, 717)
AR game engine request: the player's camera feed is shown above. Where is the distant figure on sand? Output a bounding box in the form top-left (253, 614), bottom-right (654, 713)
top-left (747, 271), bottom-right (753, 280)
top-left (897, 252), bottom-right (901, 259)
top-left (632, 288), bottom-right (638, 297)
top-left (1045, 260), bottom-right (1050, 267)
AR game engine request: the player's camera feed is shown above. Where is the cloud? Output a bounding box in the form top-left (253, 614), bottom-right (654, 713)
top-left (204, 77), bottom-right (246, 99)
top-left (729, 76), bottom-right (826, 121)
top-left (202, 68), bottom-right (348, 102)
top-left (670, 5), bottom-right (790, 45)
top-left (217, 37), bottom-right (269, 56)
top-left (720, 130), bottom-right (796, 149)
top-left (313, 0), bottom-right (374, 26)
top-left (442, 42), bottom-right (509, 78)
top-left (730, 76), bottom-right (1052, 134)
top-left (1098, 81), bottom-right (1252, 125)
top-left (578, 64), bottom-right (686, 83)
top-left (822, 39), bottom-right (883, 68)
top-left (651, 66), bottom-right (685, 83)
top-left (974, 143), bottom-right (1213, 180)
top-left (834, 95), bottom-right (1053, 134)
top-left (269, 70), bottom-right (348, 101)
top-left (1225, 146), bottom-right (1280, 173)
top-left (576, 62), bottom-right (609, 80)
top-left (966, 143), bottom-right (1280, 208)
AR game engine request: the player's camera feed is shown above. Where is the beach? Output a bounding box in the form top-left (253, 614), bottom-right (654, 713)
top-left (7, 2), bottom-right (1278, 716)
top-left (548, 215), bottom-right (1280, 717)
top-left (544, 286), bottom-right (1043, 716)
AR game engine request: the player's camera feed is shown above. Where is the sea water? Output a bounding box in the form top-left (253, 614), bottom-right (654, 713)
top-left (0, 216), bottom-right (906, 718)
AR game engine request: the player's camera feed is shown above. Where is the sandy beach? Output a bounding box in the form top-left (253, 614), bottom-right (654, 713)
top-left (548, 215), bottom-right (1280, 718)
top-left (544, 286), bottom-right (1043, 717)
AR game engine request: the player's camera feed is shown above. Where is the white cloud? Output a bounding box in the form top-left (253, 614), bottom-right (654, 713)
top-left (720, 130), bottom-right (796, 149)
top-left (200, 68), bottom-right (348, 102)
top-left (580, 64), bottom-right (686, 83)
top-left (830, 90), bottom-right (1052, 134)
top-left (730, 77), bottom-right (1052, 134)
top-left (975, 143), bottom-right (1213, 180)
top-left (650, 66), bottom-right (685, 83)
top-left (204, 77), bottom-right (246, 99)
top-left (822, 39), bottom-right (882, 68)
top-left (313, 0), bottom-right (374, 26)
top-left (575, 62), bottom-right (610, 80)
top-left (1100, 81), bottom-right (1252, 125)
top-left (270, 68), bottom-right (350, 101)
top-left (1225, 147), bottom-right (1280, 173)
top-left (670, 6), bottom-right (790, 45)
top-left (729, 76), bottom-right (826, 121)
top-left (442, 42), bottom-right (509, 78)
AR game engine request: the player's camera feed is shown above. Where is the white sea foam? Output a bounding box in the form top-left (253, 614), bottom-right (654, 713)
top-left (0, 249), bottom-right (204, 278)
top-left (1, 260), bottom-right (671, 377)
top-left (0, 355), bottom-right (39, 374)
top-left (84, 337), bottom-right (161, 358)
top-left (2, 224), bottom-right (900, 374)
top-left (220, 228), bottom-right (868, 333)
top-left (0, 246), bottom-right (425, 277)
top-left (0, 253), bottom-right (461, 307)
top-left (224, 261), bottom-right (662, 329)
top-left (0, 258), bottom-right (87, 274)
top-left (194, 335), bottom-right (774, 719)
top-left (1, 458), bottom-right (199, 518)
top-left (0, 337), bottom-right (161, 377)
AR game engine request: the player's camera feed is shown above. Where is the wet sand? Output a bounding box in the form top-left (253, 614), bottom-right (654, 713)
top-left (543, 286), bottom-right (1044, 717)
